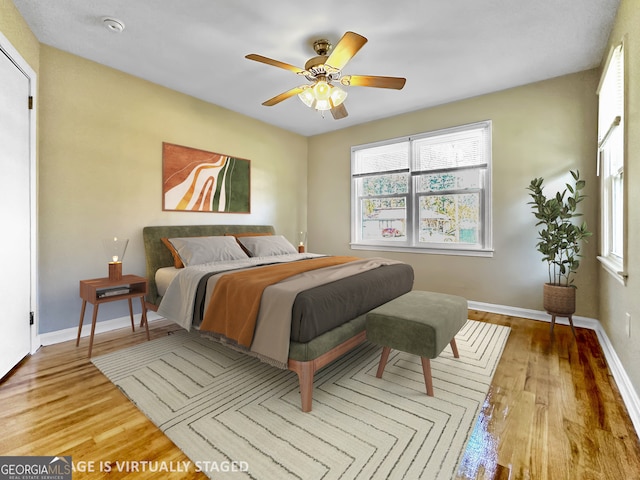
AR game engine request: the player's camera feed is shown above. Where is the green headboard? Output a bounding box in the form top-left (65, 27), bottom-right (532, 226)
top-left (142, 224), bottom-right (276, 306)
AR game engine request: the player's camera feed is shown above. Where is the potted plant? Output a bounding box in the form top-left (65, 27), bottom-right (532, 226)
top-left (526, 170), bottom-right (591, 316)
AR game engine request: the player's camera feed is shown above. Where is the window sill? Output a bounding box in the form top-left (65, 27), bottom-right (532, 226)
top-left (350, 243), bottom-right (494, 257)
top-left (597, 255), bottom-right (627, 286)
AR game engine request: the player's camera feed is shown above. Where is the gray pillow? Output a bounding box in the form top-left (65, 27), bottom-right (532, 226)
top-left (168, 236), bottom-right (248, 267)
top-left (237, 235), bottom-right (297, 257)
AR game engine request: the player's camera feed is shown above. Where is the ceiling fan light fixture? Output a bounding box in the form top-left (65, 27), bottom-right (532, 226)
top-left (297, 82), bottom-right (347, 112)
top-left (312, 79), bottom-right (331, 101)
top-left (314, 99), bottom-right (332, 111)
top-left (297, 87), bottom-right (315, 108)
top-left (329, 87), bottom-right (348, 107)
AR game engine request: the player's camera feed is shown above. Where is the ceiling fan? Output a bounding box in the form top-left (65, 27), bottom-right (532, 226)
top-left (245, 31), bottom-right (406, 120)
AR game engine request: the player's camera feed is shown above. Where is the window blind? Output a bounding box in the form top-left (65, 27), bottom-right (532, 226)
top-left (597, 44), bottom-right (624, 144)
top-left (353, 141), bottom-right (409, 175)
top-left (413, 127), bottom-right (488, 172)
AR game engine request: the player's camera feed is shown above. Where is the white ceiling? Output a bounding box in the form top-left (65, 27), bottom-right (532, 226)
top-left (14, 0), bottom-right (620, 137)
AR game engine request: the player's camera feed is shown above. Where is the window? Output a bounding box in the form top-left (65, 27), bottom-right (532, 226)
top-left (351, 121), bottom-right (492, 256)
top-left (597, 42), bottom-right (626, 283)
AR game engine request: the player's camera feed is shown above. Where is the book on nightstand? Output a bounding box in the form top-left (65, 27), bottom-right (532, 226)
top-left (96, 286), bottom-right (131, 298)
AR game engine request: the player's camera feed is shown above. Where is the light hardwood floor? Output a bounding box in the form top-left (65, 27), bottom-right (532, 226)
top-left (1, 312), bottom-right (639, 479)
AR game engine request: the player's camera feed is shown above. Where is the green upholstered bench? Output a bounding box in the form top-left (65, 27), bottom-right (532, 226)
top-left (365, 290), bottom-right (468, 396)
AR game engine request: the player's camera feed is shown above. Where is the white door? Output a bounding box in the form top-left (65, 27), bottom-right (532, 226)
top-left (0, 44), bottom-right (32, 379)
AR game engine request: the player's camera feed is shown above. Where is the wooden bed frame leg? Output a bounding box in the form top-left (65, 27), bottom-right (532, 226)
top-left (294, 362), bottom-right (314, 413)
top-left (288, 330), bottom-right (368, 413)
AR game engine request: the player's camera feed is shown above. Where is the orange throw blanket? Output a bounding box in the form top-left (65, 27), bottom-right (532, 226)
top-left (200, 256), bottom-right (360, 347)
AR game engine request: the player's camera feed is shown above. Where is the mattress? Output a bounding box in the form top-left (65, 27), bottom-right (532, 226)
top-left (155, 266), bottom-right (180, 297)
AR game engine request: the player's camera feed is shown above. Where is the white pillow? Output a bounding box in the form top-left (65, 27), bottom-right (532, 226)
top-left (168, 236), bottom-right (248, 267)
top-left (237, 235), bottom-right (297, 257)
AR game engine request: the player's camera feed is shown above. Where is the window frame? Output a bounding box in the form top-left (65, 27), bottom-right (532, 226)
top-left (350, 120), bottom-right (493, 257)
top-left (596, 41), bottom-right (627, 285)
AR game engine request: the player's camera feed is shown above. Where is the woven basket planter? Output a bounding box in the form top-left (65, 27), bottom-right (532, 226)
top-left (543, 283), bottom-right (576, 315)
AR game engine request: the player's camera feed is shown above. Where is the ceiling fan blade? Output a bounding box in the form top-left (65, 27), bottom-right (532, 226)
top-left (245, 54), bottom-right (308, 75)
top-left (340, 75), bottom-right (406, 90)
top-left (331, 103), bottom-right (348, 120)
top-left (325, 31), bottom-right (368, 71)
top-left (262, 86), bottom-right (306, 106)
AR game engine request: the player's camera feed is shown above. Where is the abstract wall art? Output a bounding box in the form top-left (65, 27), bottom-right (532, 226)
top-left (162, 142), bottom-right (250, 213)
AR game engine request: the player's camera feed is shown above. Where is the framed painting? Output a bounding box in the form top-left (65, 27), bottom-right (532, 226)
top-left (162, 142), bottom-right (250, 213)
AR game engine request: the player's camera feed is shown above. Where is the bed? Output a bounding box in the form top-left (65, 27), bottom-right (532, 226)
top-left (143, 224), bottom-right (414, 412)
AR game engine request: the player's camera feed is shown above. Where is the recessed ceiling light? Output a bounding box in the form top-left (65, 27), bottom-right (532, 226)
top-left (102, 17), bottom-right (125, 33)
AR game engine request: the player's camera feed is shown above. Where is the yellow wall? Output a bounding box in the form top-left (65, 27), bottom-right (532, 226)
top-left (599, 0), bottom-right (640, 399)
top-left (308, 70), bottom-right (600, 318)
top-left (0, 0), bottom-right (38, 72)
top-left (37, 45), bottom-right (308, 332)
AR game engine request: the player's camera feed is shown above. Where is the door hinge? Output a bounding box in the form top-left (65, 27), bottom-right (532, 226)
top-left (28, 96), bottom-right (33, 110)
top-left (29, 311), bottom-right (34, 325)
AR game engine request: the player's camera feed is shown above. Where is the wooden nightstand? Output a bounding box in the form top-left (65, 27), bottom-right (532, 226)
top-left (76, 274), bottom-right (150, 357)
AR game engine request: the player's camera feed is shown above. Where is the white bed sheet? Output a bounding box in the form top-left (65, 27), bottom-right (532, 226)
top-left (155, 266), bottom-right (181, 297)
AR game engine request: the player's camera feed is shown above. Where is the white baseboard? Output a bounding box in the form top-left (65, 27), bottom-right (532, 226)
top-left (39, 311), bottom-right (164, 347)
top-left (469, 300), bottom-right (640, 439)
top-left (468, 300), bottom-right (600, 329)
top-left (592, 326), bottom-right (640, 438)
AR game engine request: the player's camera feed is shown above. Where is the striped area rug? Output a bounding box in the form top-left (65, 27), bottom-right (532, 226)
top-left (93, 320), bottom-right (509, 479)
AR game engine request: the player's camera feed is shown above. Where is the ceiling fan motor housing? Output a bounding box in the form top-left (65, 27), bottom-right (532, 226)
top-left (313, 39), bottom-right (331, 56)
top-left (304, 55), bottom-right (342, 81)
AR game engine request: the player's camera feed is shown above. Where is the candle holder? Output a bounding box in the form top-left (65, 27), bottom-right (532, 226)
top-left (298, 231), bottom-right (307, 253)
top-left (108, 262), bottom-right (122, 281)
top-left (103, 237), bottom-right (128, 281)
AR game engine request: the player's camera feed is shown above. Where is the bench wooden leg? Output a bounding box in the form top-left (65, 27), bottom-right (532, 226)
top-left (420, 357), bottom-right (434, 396)
top-left (376, 346), bottom-right (391, 378)
top-left (450, 338), bottom-right (460, 358)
